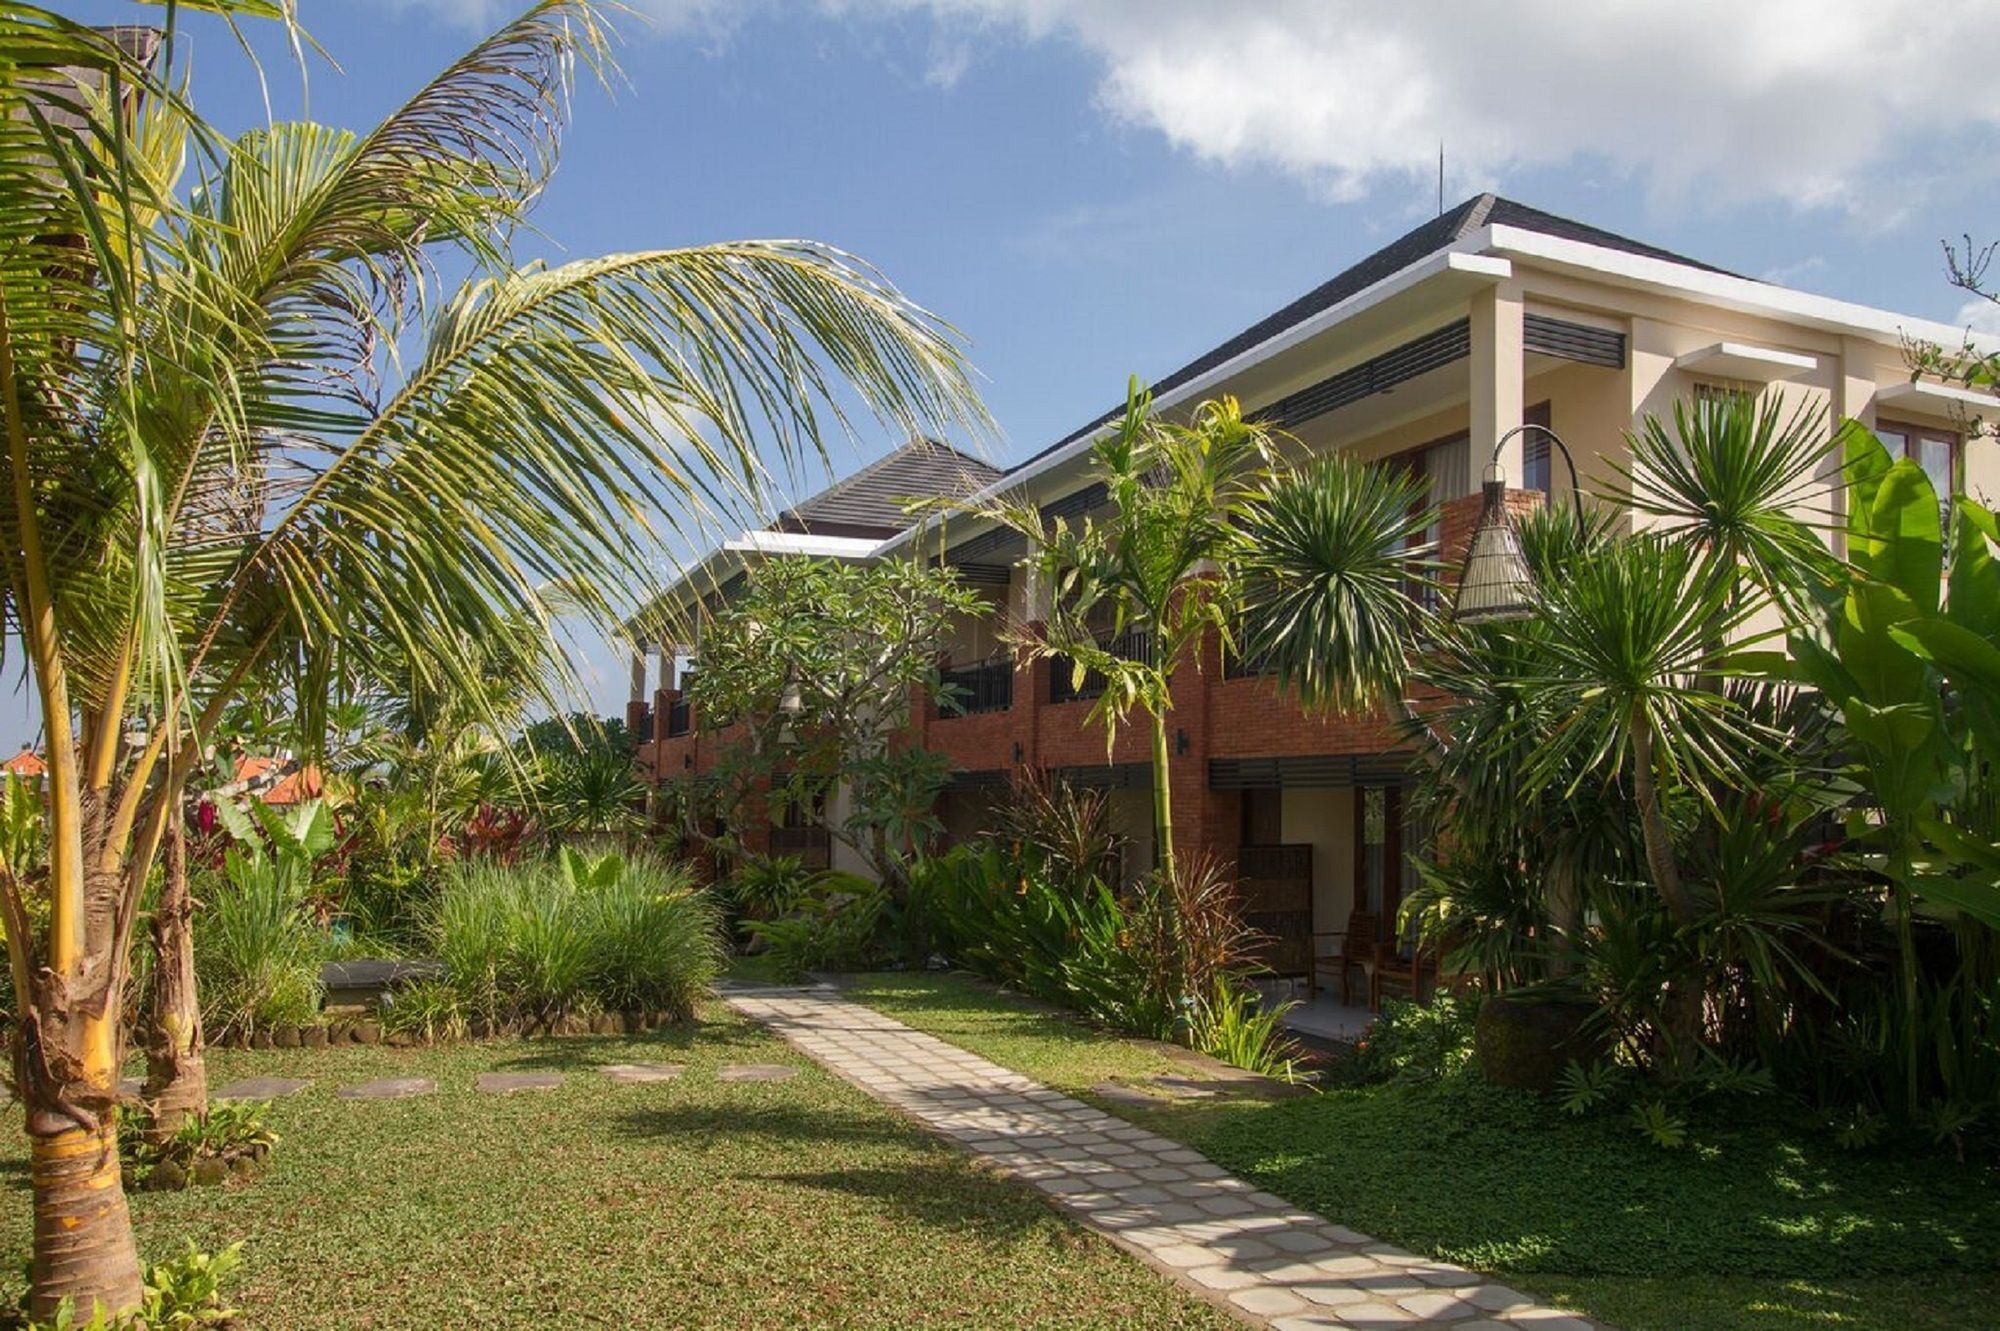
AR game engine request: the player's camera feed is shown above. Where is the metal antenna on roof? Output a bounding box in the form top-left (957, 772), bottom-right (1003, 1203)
top-left (1437, 142), bottom-right (1445, 216)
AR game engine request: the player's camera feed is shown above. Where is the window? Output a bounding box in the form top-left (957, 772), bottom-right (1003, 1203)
top-left (1522, 401), bottom-right (1553, 496)
top-left (1692, 380), bottom-right (1755, 411)
top-left (1875, 419), bottom-right (1958, 499)
top-left (1385, 432), bottom-right (1466, 609)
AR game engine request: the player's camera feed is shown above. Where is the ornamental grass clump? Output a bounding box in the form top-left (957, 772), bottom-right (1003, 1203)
top-left (430, 851), bottom-right (722, 1028)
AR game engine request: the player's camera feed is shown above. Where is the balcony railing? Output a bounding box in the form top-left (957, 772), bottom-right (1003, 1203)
top-left (1049, 628), bottom-right (1152, 705)
top-left (936, 657), bottom-right (1013, 717)
top-left (665, 698), bottom-right (691, 737)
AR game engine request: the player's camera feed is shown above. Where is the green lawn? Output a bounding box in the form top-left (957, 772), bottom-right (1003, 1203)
top-left (0, 1004), bottom-right (1234, 1330)
top-left (844, 971), bottom-right (2000, 1331)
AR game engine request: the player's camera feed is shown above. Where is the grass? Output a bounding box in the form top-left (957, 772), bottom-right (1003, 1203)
top-left (843, 971), bottom-right (2000, 1331)
top-left (0, 1003), bottom-right (1234, 1330)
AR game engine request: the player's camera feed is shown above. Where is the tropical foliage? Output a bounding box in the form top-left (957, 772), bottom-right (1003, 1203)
top-left (682, 556), bottom-right (983, 891)
top-left (0, 0), bottom-right (979, 1313)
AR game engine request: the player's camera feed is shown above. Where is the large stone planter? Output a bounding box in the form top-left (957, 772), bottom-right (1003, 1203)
top-left (1474, 994), bottom-right (1603, 1094)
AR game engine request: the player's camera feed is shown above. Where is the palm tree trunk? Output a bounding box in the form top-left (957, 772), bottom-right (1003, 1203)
top-left (1629, 720), bottom-right (1693, 925)
top-left (143, 814), bottom-right (206, 1145)
top-left (1148, 709), bottom-right (1174, 873)
top-left (26, 1108), bottom-right (142, 1321)
top-left (1630, 718), bottom-right (1705, 1072)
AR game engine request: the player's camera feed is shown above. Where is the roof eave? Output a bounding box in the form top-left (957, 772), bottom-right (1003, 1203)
top-left (1480, 223), bottom-right (2000, 356)
top-left (878, 247), bottom-right (1514, 557)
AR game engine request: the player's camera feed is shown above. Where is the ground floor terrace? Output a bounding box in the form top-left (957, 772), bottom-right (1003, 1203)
top-left (636, 631), bottom-right (1436, 1012)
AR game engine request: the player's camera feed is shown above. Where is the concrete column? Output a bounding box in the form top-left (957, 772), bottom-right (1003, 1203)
top-left (1467, 284), bottom-right (1526, 492)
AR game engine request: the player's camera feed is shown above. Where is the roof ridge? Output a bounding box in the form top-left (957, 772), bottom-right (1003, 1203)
top-left (1456, 192), bottom-right (1500, 237)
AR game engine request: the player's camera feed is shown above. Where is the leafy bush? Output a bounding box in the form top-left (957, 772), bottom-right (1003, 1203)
top-left (1191, 979), bottom-right (1303, 1082)
top-left (430, 850), bottom-right (721, 1026)
top-left (1353, 994), bottom-right (1477, 1085)
top-left (750, 873), bottom-right (890, 980)
top-left (19, 1243), bottom-right (243, 1330)
top-left (194, 797), bottom-right (338, 1040)
top-left (121, 1100), bottom-right (279, 1188)
top-left (914, 841), bottom-right (1297, 1076)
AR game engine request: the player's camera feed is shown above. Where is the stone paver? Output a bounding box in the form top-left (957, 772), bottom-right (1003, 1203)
top-left (336, 1077), bottom-right (435, 1100)
top-left (213, 1077), bottom-right (312, 1101)
top-left (599, 1062), bottom-right (685, 1084)
top-left (475, 1071), bottom-right (564, 1094)
top-left (724, 987), bottom-right (1604, 1330)
top-left (717, 1062), bottom-right (797, 1083)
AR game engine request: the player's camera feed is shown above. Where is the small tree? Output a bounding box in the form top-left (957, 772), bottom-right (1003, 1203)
top-left (685, 556), bottom-right (983, 891)
top-left (976, 382), bottom-right (1276, 865)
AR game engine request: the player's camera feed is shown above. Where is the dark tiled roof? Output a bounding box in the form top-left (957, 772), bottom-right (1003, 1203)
top-left (775, 440), bottom-right (1004, 538)
top-left (1012, 194), bottom-right (1736, 472)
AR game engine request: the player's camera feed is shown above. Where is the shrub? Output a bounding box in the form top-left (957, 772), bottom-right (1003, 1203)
top-left (378, 977), bottom-right (465, 1043)
top-left (430, 851), bottom-right (721, 1026)
top-left (19, 1242), bottom-right (243, 1330)
top-left (1191, 979), bottom-right (1304, 1082)
top-left (1354, 993), bottom-right (1478, 1085)
top-left (750, 873), bottom-right (890, 980)
top-left (192, 853), bottom-right (325, 1041)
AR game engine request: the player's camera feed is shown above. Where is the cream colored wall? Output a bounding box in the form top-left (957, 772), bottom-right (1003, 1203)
top-left (826, 784), bottom-right (872, 880)
top-left (1281, 787), bottom-right (1353, 936)
top-left (943, 585), bottom-right (1007, 664)
top-left (1106, 787), bottom-right (1155, 885)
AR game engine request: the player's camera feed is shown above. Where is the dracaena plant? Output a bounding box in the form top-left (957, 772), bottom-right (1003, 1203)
top-left (0, 2), bottom-right (982, 1316)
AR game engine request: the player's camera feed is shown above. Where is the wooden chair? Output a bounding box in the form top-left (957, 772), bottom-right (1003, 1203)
top-left (1370, 933), bottom-right (1436, 1011)
top-left (1310, 911), bottom-right (1379, 1006)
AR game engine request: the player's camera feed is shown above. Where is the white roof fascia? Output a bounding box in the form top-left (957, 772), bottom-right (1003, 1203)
top-left (1874, 379), bottom-right (2000, 412)
top-left (878, 248), bottom-right (1513, 556)
top-left (720, 530), bottom-right (882, 558)
top-left (1479, 223), bottom-right (2000, 356)
top-left (646, 528), bottom-right (883, 631)
top-left (1673, 341), bottom-right (1819, 383)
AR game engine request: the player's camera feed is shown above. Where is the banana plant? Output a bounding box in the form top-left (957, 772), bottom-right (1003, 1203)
top-left (1785, 423), bottom-right (2000, 1105)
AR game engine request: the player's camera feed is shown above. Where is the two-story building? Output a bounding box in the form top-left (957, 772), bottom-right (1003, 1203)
top-left (630, 193), bottom-right (1999, 976)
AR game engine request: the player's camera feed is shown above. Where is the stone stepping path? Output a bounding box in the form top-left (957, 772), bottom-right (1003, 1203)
top-left (600, 1062), bottom-right (684, 1084)
top-left (475, 1071), bottom-right (564, 1095)
top-left (214, 1077), bottom-right (311, 1102)
top-left (336, 1077), bottom-right (435, 1101)
top-left (717, 1062), bottom-right (797, 1083)
top-left (725, 987), bottom-right (1601, 1330)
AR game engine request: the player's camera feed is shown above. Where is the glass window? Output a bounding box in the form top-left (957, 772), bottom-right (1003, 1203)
top-left (1524, 436), bottom-right (1551, 495)
top-left (1878, 419), bottom-right (1958, 499)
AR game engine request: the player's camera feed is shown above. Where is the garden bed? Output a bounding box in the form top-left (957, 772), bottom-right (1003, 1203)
top-left (216, 1007), bottom-right (684, 1050)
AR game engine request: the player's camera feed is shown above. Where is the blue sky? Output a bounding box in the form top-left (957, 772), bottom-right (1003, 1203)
top-left (14, 0), bottom-right (2000, 745)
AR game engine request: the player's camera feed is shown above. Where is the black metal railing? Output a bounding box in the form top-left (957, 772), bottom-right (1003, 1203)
top-left (1049, 628), bottom-right (1152, 704)
top-left (936, 657), bottom-right (1013, 717)
top-left (632, 703), bottom-right (654, 741)
top-left (665, 698), bottom-right (692, 737)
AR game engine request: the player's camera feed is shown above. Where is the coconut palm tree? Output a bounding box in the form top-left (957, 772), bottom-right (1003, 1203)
top-left (0, 3), bottom-right (982, 1316)
top-left (978, 383), bottom-right (1274, 866)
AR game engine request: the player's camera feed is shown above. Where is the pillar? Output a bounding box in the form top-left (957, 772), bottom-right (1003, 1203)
top-left (1466, 284), bottom-right (1526, 492)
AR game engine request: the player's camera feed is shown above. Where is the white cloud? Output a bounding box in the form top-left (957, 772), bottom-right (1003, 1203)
top-left (385, 0), bottom-right (2000, 213)
top-left (829, 0), bottom-right (2000, 211)
top-left (1955, 296), bottom-right (2000, 338)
